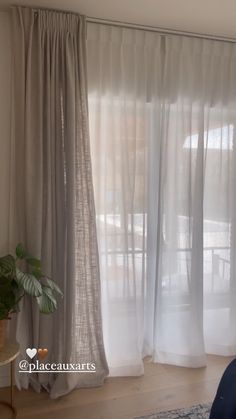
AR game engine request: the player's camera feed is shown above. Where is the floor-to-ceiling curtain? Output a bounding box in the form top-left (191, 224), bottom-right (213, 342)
top-left (87, 23), bottom-right (163, 375)
top-left (146, 36), bottom-right (236, 367)
top-left (11, 7), bottom-right (108, 398)
top-left (146, 36), bottom-right (236, 366)
top-left (87, 23), bottom-right (236, 373)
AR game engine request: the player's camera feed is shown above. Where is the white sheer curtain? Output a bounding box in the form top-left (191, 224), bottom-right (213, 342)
top-left (146, 37), bottom-right (236, 366)
top-left (87, 23), bottom-right (162, 375)
top-left (87, 22), bottom-right (236, 374)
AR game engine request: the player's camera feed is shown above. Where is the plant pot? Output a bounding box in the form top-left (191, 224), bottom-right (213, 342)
top-left (0, 320), bottom-right (8, 349)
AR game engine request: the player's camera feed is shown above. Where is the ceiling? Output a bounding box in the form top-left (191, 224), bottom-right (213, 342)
top-left (1, 0), bottom-right (236, 39)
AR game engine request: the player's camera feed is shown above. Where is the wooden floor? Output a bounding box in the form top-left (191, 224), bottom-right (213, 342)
top-left (0, 355), bottom-right (233, 419)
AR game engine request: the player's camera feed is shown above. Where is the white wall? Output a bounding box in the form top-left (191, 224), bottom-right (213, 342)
top-left (0, 11), bottom-right (12, 387)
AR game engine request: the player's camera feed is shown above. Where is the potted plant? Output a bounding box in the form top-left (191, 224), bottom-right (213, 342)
top-left (0, 244), bottom-right (63, 348)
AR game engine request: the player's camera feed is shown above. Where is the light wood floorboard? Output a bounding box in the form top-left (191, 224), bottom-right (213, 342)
top-left (0, 355), bottom-right (233, 419)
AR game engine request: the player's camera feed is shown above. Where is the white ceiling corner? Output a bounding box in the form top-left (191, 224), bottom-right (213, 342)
top-left (1, 0), bottom-right (236, 38)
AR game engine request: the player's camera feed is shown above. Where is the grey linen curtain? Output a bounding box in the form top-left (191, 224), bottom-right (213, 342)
top-left (10, 6), bottom-right (108, 398)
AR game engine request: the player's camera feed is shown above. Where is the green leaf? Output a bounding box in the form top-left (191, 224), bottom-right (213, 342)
top-left (45, 278), bottom-right (63, 296)
top-left (0, 255), bottom-right (15, 277)
top-left (0, 246), bottom-right (60, 317)
top-left (11, 279), bottom-right (24, 302)
top-left (32, 268), bottom-right (43, 279)
top-left (16, 243), bottom-right (27, 259)
top-left (36, 285), bottom-right (57, 314)
top-left (0, 276), bottom-right (12, 290)
top-left (0, 285), bottom-right (17, 317)
top-left (26, 257), bottom-right (41, 269)
top-left (4, 291), bottom-right (16, 309)
top-left (15, 268), bottom-right (42, 297)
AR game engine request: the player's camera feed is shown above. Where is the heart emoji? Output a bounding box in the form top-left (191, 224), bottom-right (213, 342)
top-left (26, 348), bottom-right (37, 359)
top-left (38, 348), bottom-right (48, 360)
